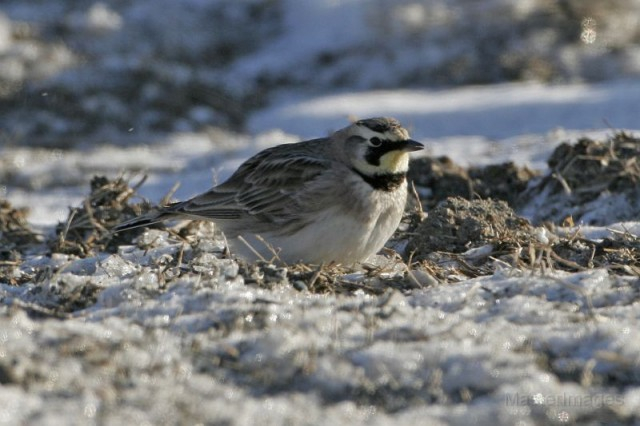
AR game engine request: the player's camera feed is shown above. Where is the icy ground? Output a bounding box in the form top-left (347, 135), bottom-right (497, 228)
top-left (2, 89), bottom-right (640, 425)
top-left (1, 1), bottom-right (640, 425)
top-left (3, 260), bottom-right (640, 425)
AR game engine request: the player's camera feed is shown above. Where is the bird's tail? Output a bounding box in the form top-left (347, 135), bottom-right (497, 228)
top-left (111, 209), bottom-right (175, 233)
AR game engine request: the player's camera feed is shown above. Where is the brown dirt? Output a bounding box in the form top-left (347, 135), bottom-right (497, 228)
top-left (406, 197), bottom-right (534, 255)
top-left (404, 131), bottom-right (640, 282)
top-left (408, 157), bottom-right (538, 210)
top-left (403, 195), bottom-right (639, 282)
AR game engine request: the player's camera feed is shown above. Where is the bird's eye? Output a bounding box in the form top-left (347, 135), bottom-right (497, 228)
top-left (370, 137), bottom-right (382, 147)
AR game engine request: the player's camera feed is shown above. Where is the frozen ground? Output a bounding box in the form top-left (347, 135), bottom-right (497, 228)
top-left (2, 95), bottom-right (639, 426)
top-left (1, 1), bottom-right (640, 425)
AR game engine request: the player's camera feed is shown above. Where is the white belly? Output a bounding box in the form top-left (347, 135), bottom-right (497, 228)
top-left (229, 191), bottom-right (406, 265)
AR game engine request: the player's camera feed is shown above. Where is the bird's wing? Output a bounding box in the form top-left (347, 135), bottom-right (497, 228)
top-left (168, 140), bottom-right (333, 226)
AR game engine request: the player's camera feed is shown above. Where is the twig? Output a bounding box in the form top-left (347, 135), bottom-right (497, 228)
top-left (307, 264), bottom-right (324, 290)
top-left (410, 180), bottom-right (425, 218)
top-left (60, 208), bottom-right (78, 245)
top-left (132, 174), bottom-right (148, 191)
top-left (83, 198), bottom-right (107, 234)
top-left (177, 243), bottom-right (185, 267)
top-left (549, 250), bottom-right (587, 271)
top-left (255, 234), bottom-right (284, 264)
top-left (160, 181), bottom-right (181, 206)
top-left (237, 235), bottom-right (266, 262)
top-left (551, 171), bottom-right (572, 195)
top-left (8, 299), bottom-right (72, 319)
top-left (404, 250), bottom-right (425, 289)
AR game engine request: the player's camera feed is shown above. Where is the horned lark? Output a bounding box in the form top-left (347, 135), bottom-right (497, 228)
top-left (114, 117), bottom-right (423, 264)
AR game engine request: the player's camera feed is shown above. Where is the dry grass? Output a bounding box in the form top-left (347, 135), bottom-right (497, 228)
top-left (49, 175), bottom-right (154, 257)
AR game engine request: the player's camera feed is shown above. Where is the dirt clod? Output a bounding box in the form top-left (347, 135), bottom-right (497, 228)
top-left (408, 157), bottom-right (538, 209)
top-left (407, 197), bottom-right (534, 256)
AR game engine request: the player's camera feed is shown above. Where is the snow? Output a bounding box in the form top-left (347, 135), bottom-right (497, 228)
top-left (249, 81), bottom-right (640, 139)
top-left (1, 1), bottom-right (640, 425)
top-left (3, 263), bottom-right (638, 424)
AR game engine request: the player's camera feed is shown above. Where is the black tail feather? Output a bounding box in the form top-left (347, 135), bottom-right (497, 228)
top-left (112, 211), bottom-right (170, 233)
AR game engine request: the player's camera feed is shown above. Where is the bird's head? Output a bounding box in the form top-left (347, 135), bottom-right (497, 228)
top-left (340, 117), bottom-right (424, 176)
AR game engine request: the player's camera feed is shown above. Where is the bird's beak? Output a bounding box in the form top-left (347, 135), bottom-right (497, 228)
top-left (400, 139), bottom-right (424, 152)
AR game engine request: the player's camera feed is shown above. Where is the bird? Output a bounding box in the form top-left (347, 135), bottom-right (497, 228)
top-left (114, 117), bottom-right (424, 264)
